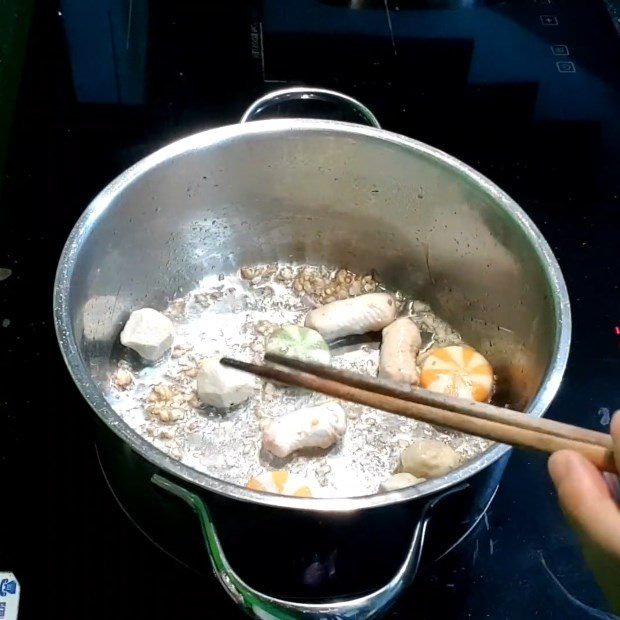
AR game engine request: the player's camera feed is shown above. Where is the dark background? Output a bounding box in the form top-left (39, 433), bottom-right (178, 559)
top-left (1, 0), bottom-right (619, 618)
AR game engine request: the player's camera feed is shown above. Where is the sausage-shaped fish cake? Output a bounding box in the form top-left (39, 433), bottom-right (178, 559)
top-left (304, 293), bottom-right (398, 341)
top-left (262, 401), bottom-right (346, 458)
top-left (379, 317), bottom-right (422, 385)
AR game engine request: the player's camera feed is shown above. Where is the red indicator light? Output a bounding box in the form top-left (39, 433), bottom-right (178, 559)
top-left (615, 326), bottom-right (620, 336)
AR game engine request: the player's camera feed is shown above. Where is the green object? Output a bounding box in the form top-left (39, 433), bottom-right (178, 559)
top-left (266, 325), bottom-right (330, 365)
top-left (152, 474), bottom-right (299, 620)
top-left (0, 0), bottom-right (34, 192)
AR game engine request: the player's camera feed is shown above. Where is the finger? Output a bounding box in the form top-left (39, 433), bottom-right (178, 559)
top-left (611, 410), bottom-right (620, 469)
top-left (548, 449), bottom-right (620, 558)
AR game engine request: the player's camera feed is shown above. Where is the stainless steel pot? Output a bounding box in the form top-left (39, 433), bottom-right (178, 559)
top-left (54, 87), bottom-right (571, 619)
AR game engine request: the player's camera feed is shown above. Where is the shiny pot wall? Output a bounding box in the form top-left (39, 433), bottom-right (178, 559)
top-left (54, 89), bottom-right (570, 618)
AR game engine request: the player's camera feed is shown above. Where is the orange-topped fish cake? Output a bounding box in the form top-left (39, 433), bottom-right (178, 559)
top-left (420, 345), bottom-right (494, 402)
top-left (246, 470), bottom-right (313, 497)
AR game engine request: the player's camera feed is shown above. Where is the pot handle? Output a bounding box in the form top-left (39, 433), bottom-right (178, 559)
top-left (240, 87), bottom-right (381, 128)
top-left (152, 473), bottom-right (465, 619)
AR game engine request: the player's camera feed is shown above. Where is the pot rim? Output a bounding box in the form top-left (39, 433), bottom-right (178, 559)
top-left (53, 118), bottom-right (572, 512)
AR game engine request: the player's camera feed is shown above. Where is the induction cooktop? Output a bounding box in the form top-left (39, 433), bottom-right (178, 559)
top-left (1, 1), bottom-right (619, 618)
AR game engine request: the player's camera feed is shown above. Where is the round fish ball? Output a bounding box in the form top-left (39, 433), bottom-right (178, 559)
top-left (401, 440), bottom-right (460, 478)
top-left (246, 470), bottom-right (314, 497)
top-left (419, 345), bottom-right (494, 402)
top-left (266, 325), bottom-right (330, 365)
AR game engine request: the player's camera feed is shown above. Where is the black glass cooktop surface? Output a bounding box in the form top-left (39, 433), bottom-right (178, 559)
top-left (1, 1), bottom-right (619, 618)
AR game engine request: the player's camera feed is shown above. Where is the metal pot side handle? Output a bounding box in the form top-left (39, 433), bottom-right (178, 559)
top-left (240, 87), bottom-right (382, 129)
top-left (152, 474), bottom-right (467, 620)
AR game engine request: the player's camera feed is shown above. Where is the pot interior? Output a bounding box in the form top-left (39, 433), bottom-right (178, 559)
top-left (59, 120), bottom-right (567, 496)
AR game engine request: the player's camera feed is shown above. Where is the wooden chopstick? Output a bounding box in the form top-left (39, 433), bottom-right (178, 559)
top-left (220, 357), bottom-right (617, 474)
top-left (264, 352), bottom-right (613, 449)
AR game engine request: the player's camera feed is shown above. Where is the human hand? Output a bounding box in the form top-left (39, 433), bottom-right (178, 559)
top-left (549, 411), bottom-right (620, 612)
